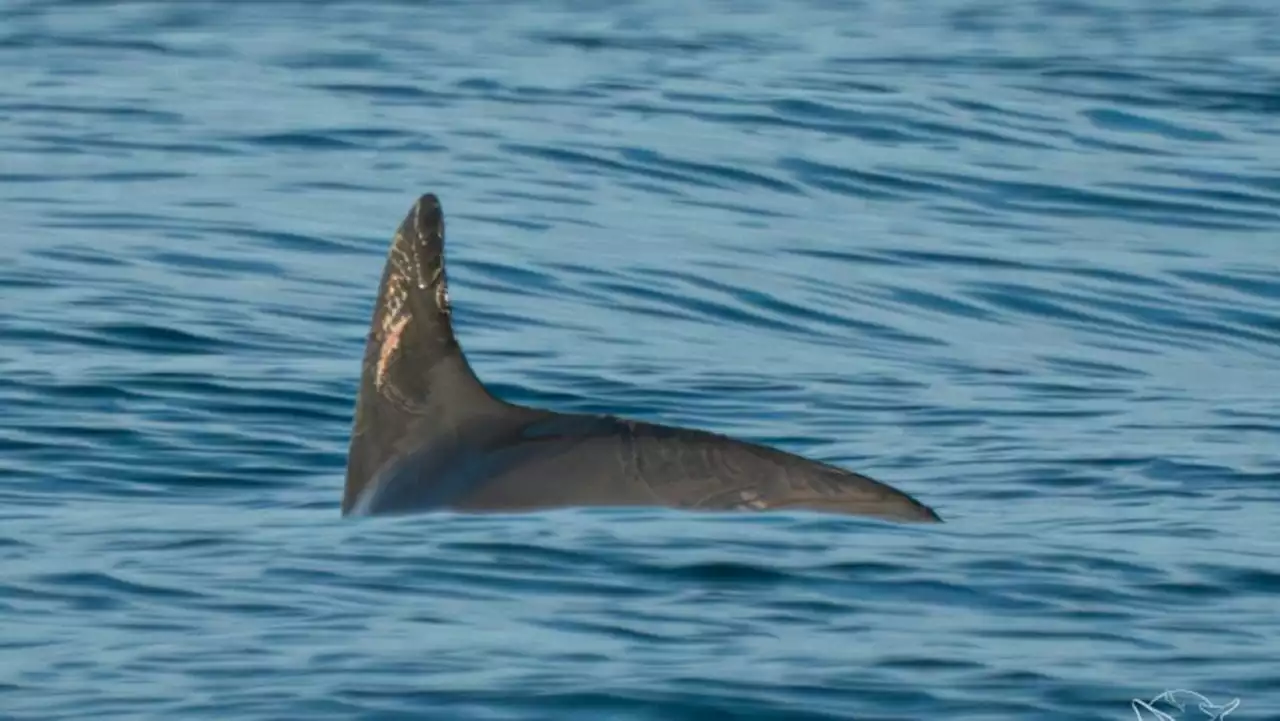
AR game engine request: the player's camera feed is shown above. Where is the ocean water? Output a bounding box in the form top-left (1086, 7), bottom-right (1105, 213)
top-left (2, 1), bottom-right (1278, 719)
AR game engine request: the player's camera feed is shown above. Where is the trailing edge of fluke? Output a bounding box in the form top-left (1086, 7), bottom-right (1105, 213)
top-left (342, 193), bottom-right (941, 524)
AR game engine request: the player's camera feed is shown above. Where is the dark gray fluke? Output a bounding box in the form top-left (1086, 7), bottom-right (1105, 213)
top-left (343, 194), bottom-right (941, 523)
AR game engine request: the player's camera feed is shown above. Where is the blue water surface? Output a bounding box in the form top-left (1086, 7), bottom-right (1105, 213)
top-left (2, 1), bottom-right (1279, 719)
